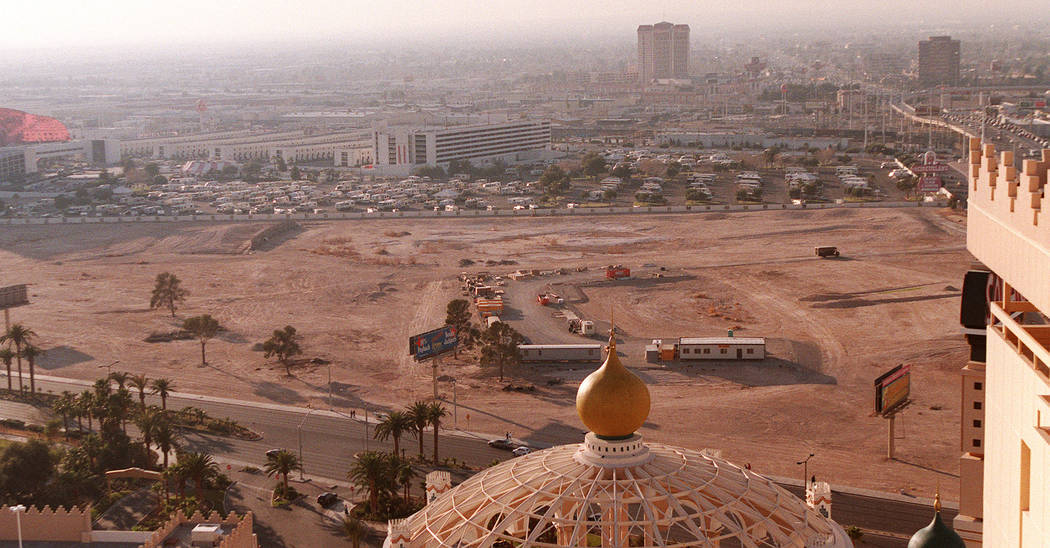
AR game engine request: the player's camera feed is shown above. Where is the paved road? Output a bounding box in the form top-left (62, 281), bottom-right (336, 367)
top-left (7, 373), bottom-right (951, 540)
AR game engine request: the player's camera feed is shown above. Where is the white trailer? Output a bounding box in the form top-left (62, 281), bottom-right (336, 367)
top-left (677, 337), bottom-right (765, 360)
top-left (519, 344), bottom-right (602, 363)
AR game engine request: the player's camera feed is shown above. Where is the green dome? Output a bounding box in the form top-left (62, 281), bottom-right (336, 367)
top-left (908, 510), bottom-right (965, 548)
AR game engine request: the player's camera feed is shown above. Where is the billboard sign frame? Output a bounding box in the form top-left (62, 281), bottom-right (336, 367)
top-left (409, 326), bottom-right (459, 361)
top-left (874, 364), bottom-right (911, 416)
top-left (0, 285), bottom-right (28, 310)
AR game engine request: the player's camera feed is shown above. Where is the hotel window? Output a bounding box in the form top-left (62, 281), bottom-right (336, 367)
top-left (973, 419), bottom-right (981, 428)
top-left (720, 349), bottom-right (727, 354)
top-left (972, 439), bottom-right (980, 447)
top-left (974, 382), bottom-right (982, 390)
top-left (703, 349), bottom-right (710, 354)
top-left (973, 401), bottom-right (982, 410)
top-left (746, 348), bottom-right (754, 354)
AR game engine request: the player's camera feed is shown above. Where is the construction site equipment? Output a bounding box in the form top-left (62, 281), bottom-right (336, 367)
top-left (606, 265), bottom-right (631, 279)
top-left (537, 294), bottom-right (550, 306)
top-left (568, 319), bottom-right (596, 335)
top-left (815, 246), bottom-right (840, 258)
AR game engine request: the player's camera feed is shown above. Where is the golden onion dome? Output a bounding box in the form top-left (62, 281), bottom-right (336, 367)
top-left (576, 325), bottom-right (651, 438)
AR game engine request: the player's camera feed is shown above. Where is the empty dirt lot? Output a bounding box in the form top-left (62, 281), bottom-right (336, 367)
top-left (0, 207), bottom-right (971, 499)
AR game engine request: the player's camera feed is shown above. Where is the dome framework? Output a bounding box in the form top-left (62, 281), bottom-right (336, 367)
top-left (403, 438), bottom-right (850, 547)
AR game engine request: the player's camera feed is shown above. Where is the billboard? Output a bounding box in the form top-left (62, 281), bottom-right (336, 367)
top-left (0, 284), bottom-right (28, 309)
top-left (874, 364), bottom-right (911, 415)
top-left (918, 176), bottom-right (942, 193)
top-left (409, 326), bottom-right (458, 361)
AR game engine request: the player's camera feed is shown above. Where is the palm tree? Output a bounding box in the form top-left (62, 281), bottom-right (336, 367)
top-left (150, 272), bottom-right (189, 318)
top-left (373, 410), bottom-right (413, 457)
top-left (263, 449), bottom-right (301, 494)
top-left (340, 516), bottom-right (366, 548)
top-left (20, 344), bottom-right (42, 394)
top-left (394, 457), bottom-right (416, 502)
top-left (153, 420), bottom-right (177, 468)
top-left (53, 391), bottom-right (75, 437)
top-left (1, 324), bottom-right (36, 393)
top-left (178, 451), bottom-right (218, 500)
top-left (262, 326), bottom-right (303, 376)
top-left (347, 451), bottom-right (392, 516)
top-left (182, 315), bottom-right (220, 367)
top-left (76, 391), bottom-right (92, 431)
top-left (129, 374), bottom-right (149, 409)
top-left (135, 406), bottom-right (162, 461)
top-left (0, 348), bottom-right (14, 390)
top-left (108, 371), bottom-right (129, 390)
top-left (150, 378), bottom-right (173, 410)
top-left (426, 402), bottom-right (448, 463)
top-left (109, 387), bottom-right (134, 434)
top-left (406, 401), bottom-right (430, 460)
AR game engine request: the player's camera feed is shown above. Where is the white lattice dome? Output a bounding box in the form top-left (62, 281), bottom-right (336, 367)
top-left (389, 433), bottom-right (851, 547)
top-left (384, 329), bottom-right (853, 547)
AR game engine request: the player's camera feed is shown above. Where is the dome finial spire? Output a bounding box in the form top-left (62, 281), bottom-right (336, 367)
top-left (575, 307), bottom-right (651, 439)
top-left (608, 309), bottom-right (616, 352)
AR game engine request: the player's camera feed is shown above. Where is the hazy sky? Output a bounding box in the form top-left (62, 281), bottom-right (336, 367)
top-left (3, 0), bottom-right (1048, 52)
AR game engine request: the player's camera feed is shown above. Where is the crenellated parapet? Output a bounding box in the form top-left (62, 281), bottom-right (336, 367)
top-left (0, 504), bottom-right (91, 543)
top-left (967, 137), bottom-right (1050, 313)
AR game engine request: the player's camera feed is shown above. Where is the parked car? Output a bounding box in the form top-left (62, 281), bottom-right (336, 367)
top-left (317, 492), bottom-right (338, 507)
top-left (265, 449), bottom-right (283, 459)
top-left (512, 446), bottom-right (532, 456)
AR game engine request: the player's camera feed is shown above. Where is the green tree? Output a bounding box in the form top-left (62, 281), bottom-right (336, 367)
top-left (1, 323), bottom-right (36, 393)
top-left (763, 147), bottom-right (781, 168)
top-left (135, 405), bottom-right (163, 461)
top-left (479, 322), bottom-right (524, 382)
top-left (108, 370), bottom-right (129, 390)
top-left (129, 374), bottom-right (149, 409)
top-left (54, 195), bottom-right (71, 210)
top-left (153, 419), bottom-right (178, 468)
top-left (0, 348), bottom-right (14, 391)
top-left (182, 315), bottom-right (220, 367)
top-left (290, 166), bottom-right (301, 180)
top-left (581, 152), bottom-right (607, 180)
top-left (407, 401), bottom-right (430, 460)
top-left (426, 402), bottom-right (448, 462)
top-left (665, 161), bottom-right (682, 179)
top-left (539, 165), bottom-right (570, 195)
top-left (340, 516), bottom-right (367, 548)
top-left (264, 449), bottom-right (301, 493)
top-left (263, 326), bottom-right (303, 376)
top-left (274, 156), bottom-right (287, 172)
top-left (150, 272), bottom-right (189, 318)
top-left (178, 451), bottom-right (218, 500)
top-left (444, 299), bottom-right (472, 357)
top-left (610, 163), bottom-right (632, 182)
top-left (0, 439), bottom-right (56, 502)
top-left (394, 457), bottom-right (416, 502)
top-left (347, 451), bottom-right (396, 516)
top-left (53, 391), bottom-right (76, 437)
top-left (144, 163), bottom-right (160, 178)
top-left (150, 378), bottom-right (174, 410)
top-left (373, 410), bottom-right (413, 457)
top-left (21, 344), bottom-right (42, 394)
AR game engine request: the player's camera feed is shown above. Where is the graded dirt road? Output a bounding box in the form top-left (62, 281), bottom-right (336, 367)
top-left (0, 207), bottom-right (971, 500)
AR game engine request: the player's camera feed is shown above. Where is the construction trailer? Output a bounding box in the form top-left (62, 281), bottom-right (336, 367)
top-left (486, 316), bottom-right (502, 328)
top-left (519, 344), bottom-right (603, 363)
top-left (677, 337), bottom-right (765, 360)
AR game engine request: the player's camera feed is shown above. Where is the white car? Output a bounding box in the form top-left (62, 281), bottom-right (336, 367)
top-left (512, 446), bottom-right (532, 457)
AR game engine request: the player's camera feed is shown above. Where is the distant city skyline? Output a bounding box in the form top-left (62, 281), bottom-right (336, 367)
top-left (4, 0), bottom-right (1050, 53)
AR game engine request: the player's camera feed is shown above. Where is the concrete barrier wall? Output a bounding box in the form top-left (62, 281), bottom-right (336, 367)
top-left (91, 530), bottom-right (154, 543)
top-left (1, 201), bottom-right (932, 227)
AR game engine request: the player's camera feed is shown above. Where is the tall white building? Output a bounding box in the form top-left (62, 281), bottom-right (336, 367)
top-left (372, 120), bottom-right (551, 168)
top-left (637, 22), bottom-right (690, 83)
top-left (961, 137), bottom-right (1050, 547)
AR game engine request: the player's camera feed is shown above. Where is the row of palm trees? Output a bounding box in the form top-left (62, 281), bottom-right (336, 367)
top-left (373, 400), bottom-right (448, 462)
top-left (0, 323), bottom-right (42, 394)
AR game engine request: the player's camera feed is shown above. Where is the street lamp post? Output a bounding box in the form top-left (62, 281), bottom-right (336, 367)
top-left (98, 360), bottom-right (119, 378)
top-left (797, 453), bottom-right (815, 490)
top-left (452, 379), bottom-right (458, 429)
top-left (297, 407), bottom-right (317, 481)
top-left (10, 504), bottom-right (25, 548)
top-left (327, 364), bottom-right (333, 409)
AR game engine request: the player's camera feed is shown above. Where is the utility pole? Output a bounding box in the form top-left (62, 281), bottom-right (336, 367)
top-left (887, 414), bottom-right (896, 459)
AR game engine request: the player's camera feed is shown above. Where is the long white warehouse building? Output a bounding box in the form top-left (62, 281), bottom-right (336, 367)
top-left (374, 120), bottom-right (551, 167)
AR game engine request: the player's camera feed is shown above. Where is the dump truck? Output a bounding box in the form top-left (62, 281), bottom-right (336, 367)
top-left (815, 246), bottom-right (840, 258)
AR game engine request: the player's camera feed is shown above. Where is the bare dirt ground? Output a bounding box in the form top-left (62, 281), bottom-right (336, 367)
top-left (0, 207), bottom-right (971, 499)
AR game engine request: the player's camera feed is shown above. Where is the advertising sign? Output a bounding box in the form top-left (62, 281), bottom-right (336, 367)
top-left (918, 176), bottom-right (942, 193)
top-left (409, 326), bottom-right (458, 361)
top-left (0, 285), bottom-right (28, 309)
top-left (874, 364), bottom-right (911, 415)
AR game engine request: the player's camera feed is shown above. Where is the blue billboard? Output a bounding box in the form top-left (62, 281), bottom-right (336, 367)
top-left (409, 326), bottom-right (459, 361)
